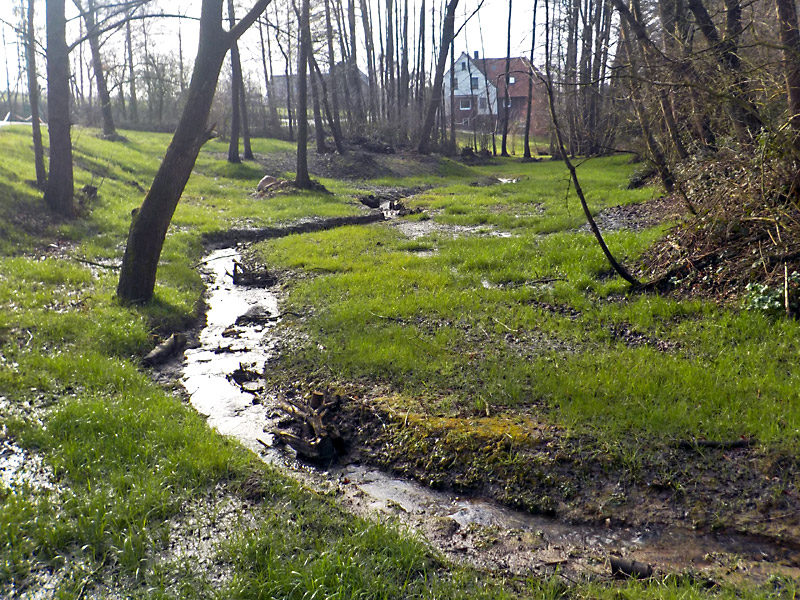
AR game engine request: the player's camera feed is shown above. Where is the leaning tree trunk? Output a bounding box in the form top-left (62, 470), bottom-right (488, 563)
top-left (26, 0), bottom-right (46, 189)
top-left (418, 0), bottom-right (459, 153)
top-left (44, 0), bottom-right (74, 217)
top-left (117, 0), bottom-right (272, 304)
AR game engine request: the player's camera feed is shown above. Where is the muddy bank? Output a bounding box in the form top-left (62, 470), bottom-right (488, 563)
top-left (202, 212), bottom-right (385, 247)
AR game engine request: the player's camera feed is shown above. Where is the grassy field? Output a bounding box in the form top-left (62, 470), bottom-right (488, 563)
top-left (0, 125), bottom-right (796, 597)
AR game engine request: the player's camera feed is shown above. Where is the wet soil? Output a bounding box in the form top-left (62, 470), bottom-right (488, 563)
top-left (173, 246), bottom-right (800, 585)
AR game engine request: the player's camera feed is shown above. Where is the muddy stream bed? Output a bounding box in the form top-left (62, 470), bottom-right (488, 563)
top-left (177, 243), bottom-right (799, 584)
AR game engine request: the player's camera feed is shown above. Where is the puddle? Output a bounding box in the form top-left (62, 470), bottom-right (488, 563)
top-left (181, 249), bottom-right (800, 582)
top-left (391, 219), bottom-right (512, 241)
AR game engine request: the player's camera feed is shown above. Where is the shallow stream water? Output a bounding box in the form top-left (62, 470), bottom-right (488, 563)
top-left (181, 247), bottom-right (799, 581)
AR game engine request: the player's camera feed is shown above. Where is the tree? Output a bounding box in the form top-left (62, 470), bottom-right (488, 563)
top-left (44, 0), bottom-right (74, 216)
top-left (228, 0), bottom-right (242, 163)
top-left (418, 0), bottom-right (459, 153)
top-left (294, 0), bottom-right (312, 188)
top-left (116, 0), bottom-right (273, 304)
top-left (73, 0), bottom-right (119, 138)
top-left (500, 0), bottom-right (512, 156)
top-left (775, 0), bottom-right (800, 135)
top-left (25, 0), bottom-right (46, 189)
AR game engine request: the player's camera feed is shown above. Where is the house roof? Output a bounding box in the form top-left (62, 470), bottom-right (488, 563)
top-left (472, 57), bottom-right (538, 98)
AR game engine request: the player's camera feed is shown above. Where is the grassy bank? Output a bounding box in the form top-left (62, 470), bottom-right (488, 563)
top-left (0, 125), bottom-right (795, 597)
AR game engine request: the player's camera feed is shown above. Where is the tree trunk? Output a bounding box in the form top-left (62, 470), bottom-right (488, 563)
top-left (117, 0), bottom-right (273, 304)
top-left (240, 72), bottom-right (254, 159)
top-left (44, 0), bottom-right (74, 217)
top-left (361, 0), bottom-right (379, 121)
top-left (228, 0), bottom-right (242, 162)
top-left (310, 54), bottom-right (345, 152)
top-left (73, 0), bottom-right (117, 137)
top-left (523, 0), bottom-right (537, 158)
top-left (295, 0), bottom-right (312, 188)
top-left (126, 19), bottom-right (138, 123)
top-left (323, 0), bottom-right (343, 135)
top-left (501, 0), bottom-right (512, 156)
top-left (309, 56), bottom-right (328, 153)
top-left (418, 0), bottom-right (459, 153)
top-left (26, 0), bottom-right (46, 189)
top-left (776, 0), bottom-right (800, 133)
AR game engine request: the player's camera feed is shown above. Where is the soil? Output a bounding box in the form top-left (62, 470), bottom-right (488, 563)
top-left (249, 148), bottom-right (444, 181)
top-left (579, 194), bottom-right (686, 233)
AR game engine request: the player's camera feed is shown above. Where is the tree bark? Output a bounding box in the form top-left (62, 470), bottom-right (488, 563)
top-left (44, 0), bottom-right (74, 217)
top-left (26, 0), bottom-right (46, 189)
top-left (418, 0), bottom-right (458, 153)
top-left (117, 0), bottom-right (273, 304)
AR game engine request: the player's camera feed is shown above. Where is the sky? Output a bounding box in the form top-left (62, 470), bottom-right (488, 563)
top-left (0, 0), bottom-right (536, 101)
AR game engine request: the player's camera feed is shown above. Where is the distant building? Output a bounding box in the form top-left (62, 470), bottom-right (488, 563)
top-left (270, 65), bottom-right (368, 106)
top-left (443, 51), bottom-right (548, 136)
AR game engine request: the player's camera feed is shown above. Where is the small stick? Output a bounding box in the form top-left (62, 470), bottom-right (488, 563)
top-left (786, 263), bottom-right (791, 319)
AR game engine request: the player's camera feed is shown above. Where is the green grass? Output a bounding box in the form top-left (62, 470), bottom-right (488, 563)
top-left (0, 125), bottom-right (795, 597)
top-left (253, 181), bottom-right (800, 446)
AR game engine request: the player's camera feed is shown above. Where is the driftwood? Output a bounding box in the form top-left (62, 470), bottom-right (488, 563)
top-left (232, 261), bottom-right (277, 287)
top-left (272, 390), bottom-right (346, 463)
top-left (143, 333), bottom-right (187, 366)
top-left (610, 556), bottom-right (653, 579)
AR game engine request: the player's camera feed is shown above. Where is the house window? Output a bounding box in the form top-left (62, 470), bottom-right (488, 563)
top-left (478, 97), bottom-right (487, 109)
top-left (459, 98), bottom-right (472, 110)
top-left (461, 62), bottom-right (467, 71)
top-left (453, 78), bottom-right (458, 90)
top-left (471, 76), bottom-right (479, 89)
top-left (509, 76), bottom-right (516, 84)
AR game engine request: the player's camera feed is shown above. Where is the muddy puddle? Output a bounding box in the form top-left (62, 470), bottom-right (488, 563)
top-left (180, 249), bottom-right (799, 583)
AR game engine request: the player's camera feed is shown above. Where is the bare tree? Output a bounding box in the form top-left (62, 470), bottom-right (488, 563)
top-left (500, 0), bottom-right (512, 156)
top-left (25, 0), bottom-right (46, 189)
top-left (117, 0), bottom-right (273, 303)
top-left (294, 0), bottom-right (312, 188)
top-left (44, 0), bottom-right (74, 216)
top-left (418, 0), bottom-right (459, 153)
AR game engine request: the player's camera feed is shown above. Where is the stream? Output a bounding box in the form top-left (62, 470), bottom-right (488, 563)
top-left (180, 246), bottom-right (800, 583)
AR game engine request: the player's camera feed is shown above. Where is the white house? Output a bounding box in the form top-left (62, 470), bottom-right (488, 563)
top-left (443, 51), bottom-right (498, 127)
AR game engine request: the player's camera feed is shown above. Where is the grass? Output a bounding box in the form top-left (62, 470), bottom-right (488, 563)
top-left (253, 179), bottom-right (800, 446)
top-left (0, 124), bottom-right (796, 597)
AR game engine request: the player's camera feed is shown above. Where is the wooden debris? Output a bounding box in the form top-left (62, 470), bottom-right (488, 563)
top-left (232, 261), bottom-right (277, 287)
top-left (257, 175), bottom-right (278, 191)
top-left (272, 389), bottom-right (346, 463)
top-left (143, 333), bottom-right (187, 366)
